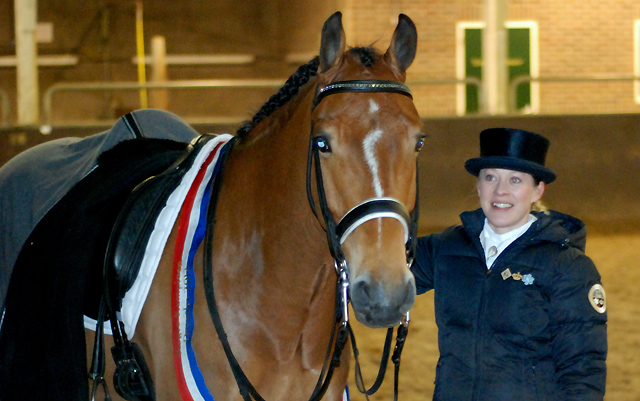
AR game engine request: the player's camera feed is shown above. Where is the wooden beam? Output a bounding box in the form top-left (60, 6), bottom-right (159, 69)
top-left (14, 0), bottom-right (39, 125)
top-left (481, 0), bottom-right (508, 115)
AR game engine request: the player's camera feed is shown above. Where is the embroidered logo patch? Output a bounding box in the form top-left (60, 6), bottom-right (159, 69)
top-left (588, 284), bottom-right (606, 313)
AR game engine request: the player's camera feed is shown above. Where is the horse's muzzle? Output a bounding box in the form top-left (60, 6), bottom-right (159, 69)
top-left (349, 271), bottom-right (416, 328)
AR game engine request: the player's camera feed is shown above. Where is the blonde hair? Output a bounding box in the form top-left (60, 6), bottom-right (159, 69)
top-left (531, 200), bottom-right (549, 214)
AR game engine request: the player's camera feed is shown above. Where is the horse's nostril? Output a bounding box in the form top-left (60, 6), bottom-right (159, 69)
top-left (351, 273), bottom-right (416, 313)
top-left (352, 274), bottom-right (385, 305)
top-left (354, 276), bottom-right (373, 300)
top-left (402, 278), bottom-right (416, 308)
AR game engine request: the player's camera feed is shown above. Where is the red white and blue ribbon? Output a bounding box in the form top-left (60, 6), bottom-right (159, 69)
top-left (170, 137), bottom-right (349, 401)
top-left (171, 137), bottom-right (229, 400)
top-left (83, 134), bottom-right (233, 336)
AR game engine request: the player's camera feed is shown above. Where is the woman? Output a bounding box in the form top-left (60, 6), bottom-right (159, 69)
top-left (412, 128), bottom-right (607, 401)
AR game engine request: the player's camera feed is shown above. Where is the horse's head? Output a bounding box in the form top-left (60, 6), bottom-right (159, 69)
top-left (310, 12), bottom-right (423, 328)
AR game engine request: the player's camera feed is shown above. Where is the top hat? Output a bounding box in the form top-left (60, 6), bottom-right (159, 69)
top-left (464, 128), bottom-right (556, 183)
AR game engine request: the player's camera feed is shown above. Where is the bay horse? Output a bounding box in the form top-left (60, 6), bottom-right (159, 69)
top-left (90, 11), bottom-right (423, 401)
top-left (1, 11), bottom-right (424, 401)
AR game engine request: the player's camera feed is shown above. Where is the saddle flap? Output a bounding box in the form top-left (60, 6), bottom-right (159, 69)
top-left (109, 172), bottom-right (183, 298)
top-left (105, 136), bottom-right (213, 308)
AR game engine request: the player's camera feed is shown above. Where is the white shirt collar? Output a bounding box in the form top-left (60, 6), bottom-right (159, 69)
top-left (479, 214), bottom-right (537, 269)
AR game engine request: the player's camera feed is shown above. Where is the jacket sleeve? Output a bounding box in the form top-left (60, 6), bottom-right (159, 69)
top-left (411, 233), bottom-right (440, 295)
top-left (549, 250), bottom-right (607, 400)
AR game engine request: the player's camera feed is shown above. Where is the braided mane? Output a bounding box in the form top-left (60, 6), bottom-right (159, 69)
top-left (236, 57), bottom-right (320, 137)
top-left (235, 47), bottom-right (380, 138)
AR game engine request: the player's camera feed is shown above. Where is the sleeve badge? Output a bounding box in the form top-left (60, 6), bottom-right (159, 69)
top-left (588, 284), bottom-right (606, 313)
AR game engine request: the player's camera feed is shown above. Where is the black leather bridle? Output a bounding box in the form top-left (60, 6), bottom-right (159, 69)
top-left (203, 79), bottom-right (419, 401)
top-left (307, 79), bottom-right (419, 269)
top-left (306, 79), bottom-right (418, 400)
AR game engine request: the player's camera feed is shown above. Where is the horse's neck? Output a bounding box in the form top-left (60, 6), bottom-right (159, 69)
top-left (206, 86), bottom-right (337, 361)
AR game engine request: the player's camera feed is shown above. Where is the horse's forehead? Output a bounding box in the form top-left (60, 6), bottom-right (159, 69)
top-left (318, 94), bottom-right (421, 135)
top-left (316, 54), bottom-right (421, 138)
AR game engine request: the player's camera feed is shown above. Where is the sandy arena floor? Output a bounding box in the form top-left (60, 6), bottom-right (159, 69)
top-left (348, 234), bottom-right (640, 401)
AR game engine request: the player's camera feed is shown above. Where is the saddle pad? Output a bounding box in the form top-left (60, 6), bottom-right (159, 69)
top-left (84, 133), bottom-right (233, 336)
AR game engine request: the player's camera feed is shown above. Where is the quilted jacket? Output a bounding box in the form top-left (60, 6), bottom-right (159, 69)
top-left (412, 209), bottom-right (607, 401)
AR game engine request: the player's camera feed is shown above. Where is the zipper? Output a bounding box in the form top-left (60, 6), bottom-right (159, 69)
top-left (471, 267), bottom-right (492, 401)
top-left (532, 364), bottom-right (539, 401)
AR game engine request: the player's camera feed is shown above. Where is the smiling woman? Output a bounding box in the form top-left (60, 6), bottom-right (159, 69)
top-left (410, 128), bottom-right (608, 401)
top-left (476, 168), bottom-right (544, 234)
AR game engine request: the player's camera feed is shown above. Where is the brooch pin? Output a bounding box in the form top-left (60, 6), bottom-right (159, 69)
top-left (522, 274), bottom-right (535, 285)
top-left (502, 269), bottom-right (535, 285)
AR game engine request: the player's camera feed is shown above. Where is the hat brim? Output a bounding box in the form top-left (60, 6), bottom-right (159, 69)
top-left (465, 156), bottom-right (556, 183)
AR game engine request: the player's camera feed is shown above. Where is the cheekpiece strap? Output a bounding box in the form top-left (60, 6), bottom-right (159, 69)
top-left (313, 80), bottom-right (412, 109)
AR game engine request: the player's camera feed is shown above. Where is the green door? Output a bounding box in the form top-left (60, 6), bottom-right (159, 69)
top-left (464, 26), bottom-right (532, 113)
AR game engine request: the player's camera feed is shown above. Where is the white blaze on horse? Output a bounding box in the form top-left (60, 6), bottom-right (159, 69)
top-left (0, 11), bottom-right (424, 401)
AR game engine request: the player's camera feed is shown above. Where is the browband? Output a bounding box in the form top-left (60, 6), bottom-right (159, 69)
top-left (313, 80), bottom-right (412, 109)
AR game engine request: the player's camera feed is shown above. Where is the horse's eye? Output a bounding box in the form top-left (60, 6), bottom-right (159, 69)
top-left (415, 137), bottom-right (425, 152)
top-left (314, 136), bottom-right (332, 153)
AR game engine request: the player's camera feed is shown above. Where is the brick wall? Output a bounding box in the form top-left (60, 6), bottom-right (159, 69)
top-left (1, 1), bottom-right (640, 124)
top-left (345, 0), bottom-right (640, 116)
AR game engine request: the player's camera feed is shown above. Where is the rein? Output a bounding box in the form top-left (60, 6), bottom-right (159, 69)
top-left (203, 79), bottom-right (418, 401)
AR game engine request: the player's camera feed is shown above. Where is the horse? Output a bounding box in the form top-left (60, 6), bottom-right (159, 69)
top-left (0, 11), bottom-right (424, 401)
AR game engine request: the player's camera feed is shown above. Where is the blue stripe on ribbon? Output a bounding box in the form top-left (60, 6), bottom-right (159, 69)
top-left (183, 142), bottom-right (230, 400)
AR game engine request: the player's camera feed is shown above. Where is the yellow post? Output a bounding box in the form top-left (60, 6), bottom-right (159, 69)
top-left (135, 0), bottom-right (147, 109)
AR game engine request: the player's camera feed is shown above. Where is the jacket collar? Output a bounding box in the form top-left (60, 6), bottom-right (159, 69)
top-left (460, 208), bottom-right (587, 252)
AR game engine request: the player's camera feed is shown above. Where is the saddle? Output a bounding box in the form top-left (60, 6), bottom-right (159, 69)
top-left (90, 134), bottom-right (218, 401)
top-left (0, 135), bottom-right (198, 401)
top-left (105, 134), bottom-right (211, 307)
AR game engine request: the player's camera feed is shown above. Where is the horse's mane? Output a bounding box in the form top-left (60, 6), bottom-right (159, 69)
top-left (236, 57), bottom-right (320, 138)
top-left (235, 47), bottom-right (379, 138)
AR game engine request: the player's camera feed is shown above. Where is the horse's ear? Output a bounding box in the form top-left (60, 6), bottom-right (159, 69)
top-left (319, 12), bottom-right (346, 71)
top-left (384, 14), bottom-right (417, 73)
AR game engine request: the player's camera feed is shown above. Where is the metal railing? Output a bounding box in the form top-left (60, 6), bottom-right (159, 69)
top-left (0, 87), bottom-right (10, 127)
top-left (409, 76), bottom-right (482, 89)
top-left (509, 75), bottom-right (640, 112)
top-left (29, 74), bottom-right (640, 126)
top-left (42, 79), bottom-right (287, 126)
top-left (41, 77), bottom-right (482, 127)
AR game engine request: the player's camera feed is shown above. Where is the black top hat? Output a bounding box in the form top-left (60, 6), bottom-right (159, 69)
top-left (464, 128), bottom-right (556, 183)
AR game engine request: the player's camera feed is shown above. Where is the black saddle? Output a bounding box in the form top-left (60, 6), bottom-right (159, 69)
top-left (105, 134), bottom-right (212, 307)
top-left (92, 134), bottom-right (218, 401)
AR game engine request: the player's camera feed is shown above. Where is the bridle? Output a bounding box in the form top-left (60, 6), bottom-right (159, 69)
top-left (307, 79), bottom-right (419, 268)
top-left (203, 79), bottom-right (419, 401)
top-left (306, 79), bottom-right (419, 400)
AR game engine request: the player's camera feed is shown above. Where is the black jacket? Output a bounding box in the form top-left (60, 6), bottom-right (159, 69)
top-left (412, 209), bottom-right (607, 401)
